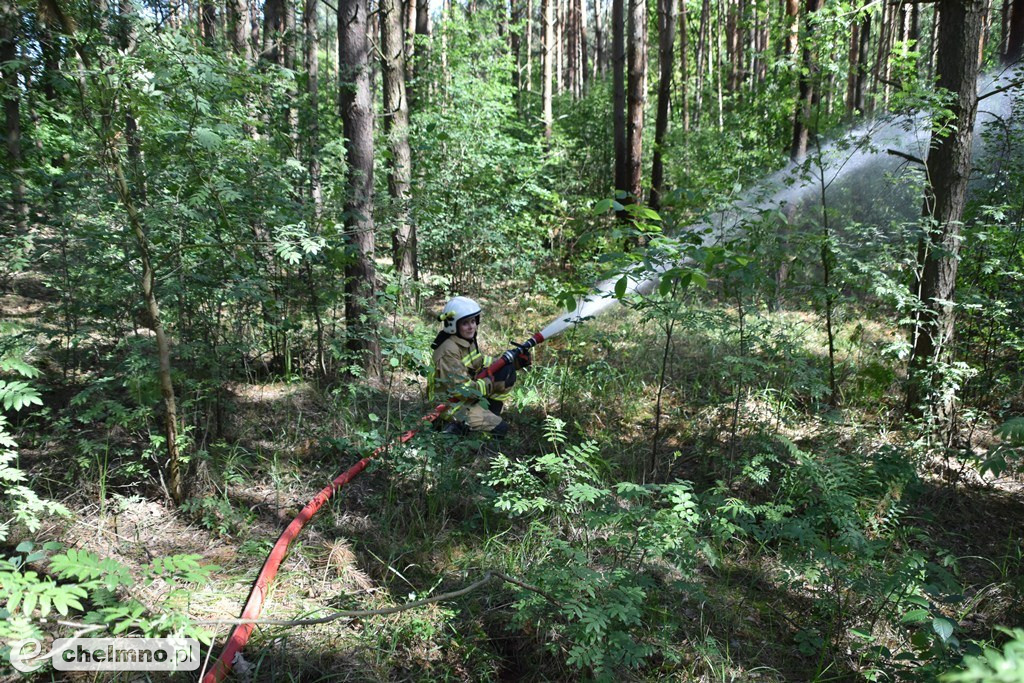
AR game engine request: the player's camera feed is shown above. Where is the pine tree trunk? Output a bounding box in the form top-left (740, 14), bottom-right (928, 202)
top-left (381, 0), bottom-right (415, 279)
top-left (404, 0), bottom-right (417, 71)
top-left (512, 0), bottom-right (523, 100)
top-left (651, 0), bottom-right (676, 210)
top-left (854, 11), bottom-right (870, 113)
top-left (263, 0), bottom-right (283, 64)
top-left (626, 0), bottom-right (647, 202)
top-left (594, 0), bottom-right (604, 76)
top-left (339, 0), bottom-right (381, 374)
top-left (527, 0), bottom-right (534, 91)
top-left (679, 0), bottom-right (690, 131)
top-left (544, 0), bottom-right (554, 138)
top-left (555, 0), bottom-right (564, 94)
top-left (304, 0), bottom-right (327, 374)
top-left (1005, 0), bottom-right (1024, 61)
top-left (201, 2), bottom-right (217, 46)
top-left (284, 0), bottom-right (298, 151)
top-left (580, 0), bottom-right (589, 93)
top-left (694, 0), bottom-right (709, 124)
top-left (907, 0), bottom-right (985, 427)
top-left (790, 0), bottom-right (821, 162)
top-left (845, 11), bottom-right (860, 119)
top-left (613, 0), bottom-right (627, 191)
top-left (0, 0), bottom-right (27, 235)
top-left (785, 0), bottom-right (799, 56)
top-left (229, 0), bottom-right (252, 60)
top-left (305, 0), bottom-right (324, 222)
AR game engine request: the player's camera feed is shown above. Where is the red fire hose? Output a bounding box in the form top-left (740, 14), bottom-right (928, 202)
top-left (201, 332), bottom-right (544, 683)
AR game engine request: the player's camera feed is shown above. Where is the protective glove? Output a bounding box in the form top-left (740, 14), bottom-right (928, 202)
top-left (493, 361), bottom-right (516, 389)
top-left (501, 347), bottom-right (532, 371)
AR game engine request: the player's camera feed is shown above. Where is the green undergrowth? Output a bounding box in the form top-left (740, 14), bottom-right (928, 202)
top-left (4, 283), bottom-right (1024, 681)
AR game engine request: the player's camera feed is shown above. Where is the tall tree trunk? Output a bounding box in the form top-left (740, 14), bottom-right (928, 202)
top-left (408, 0), bottom-right (430, 109)
top-left (726, 0), bottom-right (742, 92)
top-left (854, 10), bottom-right (870, 113)
top-left (305, 0), bottom-right (327, 377)
top-left (229, 0), bottom-right (252, 60)
top-left (613, 0), bottom-right (627, 190)
top-left (870, 0), bottom-right (892, 115)
top-left (651, 0), bottom-right (676, 210)
top-left (201, 2), bottom-right (217, 46)
top-left (580, 0), bottom-right (589, 93)
top-left (339, 0), bottom-right (381, 374)
top-left (594, 0), bottom-right (604, 77)
top-left (1005, 0), bottom-right (1024, 62)
top-left (381, 0), bottom-right (415, 278)
top-left (512, 0), bottom-right (523, 101)
top-left (790, 0), bottom-right (822, 162)
top-left (784, 0), bottom-right (799, 57)
top-left (543, 0), bottom-right (554, 138)
top-left (626, 0), bottom-right (647, 202)
top-left (907, 0), bottom-right (985, 426)
top-left (416, 0), bottom-right (430, 37)
top-left (694, 0), bottom-right (709, 124)
top-left (284, 0), bottom-right (298, 150)
top-left (305, 0), bottom-right (324, 222)
top-left (404, 0), bottom-right (417, 72)
top-left (845, 9), bottom-right (861, 119)
top-left (527, 0), bottom-right (534, 91)
top-left (679, 0), bottom-right (690, 131)
top-left (555, 0), bottom-right (563, 94)
top-left (0, 0), bottom-right (27, 236)
top-left (263, 0), bottom-right (284, 64)
top-left (1001, 0), bottom-right (1012, 55)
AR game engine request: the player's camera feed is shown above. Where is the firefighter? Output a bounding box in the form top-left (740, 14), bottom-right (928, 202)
top-left (430, 296), bottom-right (531, 437)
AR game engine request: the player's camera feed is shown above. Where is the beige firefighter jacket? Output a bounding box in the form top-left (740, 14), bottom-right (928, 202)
top-left (431, 334), bottom-right (509, 432)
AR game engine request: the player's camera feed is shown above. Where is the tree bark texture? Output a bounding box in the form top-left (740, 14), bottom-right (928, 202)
top-left (790, 0), bottom-right (822, 162)
top-left (784, 0), bottom-right (799, 57)
top-left (229, 0), bottom-right (252, 60)
top-left (527, 0), bottom-right (534, 92)
top-left (694, 0), bottom-right (710, 124)
top-left (907, 0), bottom-right (985, 421)
top-left (201, 2), bottom-right (217, 47)
top-left (594, 0), bottom-right (604, 77)
top-left (1005, 0), bottom-right (1024, 62)
top-left (651, 0), bottom-right (676, 210)
top-left (845, 12), bottom-right (860, 118)
top-left (679, 0), bottom-right (690, 131)
top-left (305, 0), bottom-right (323, 221)
top-left (1, 0), bottom-right (27, 235)
top-left (626, 0), bottom-right (647, 201)
top-left (613, 0), bottom-right (627, 190)
top-left (380, 0), bottom-right (416, 278)
top-left (854, 11), bottom-right (870, 113)
top-left (339, 0), bottom-right (381, 373)
top-left (543, 0), bottom-right (554, 138)
top-left (512, 0), bottom-right (523, 99)
top-left (262, 0), bottom-right (284, 64)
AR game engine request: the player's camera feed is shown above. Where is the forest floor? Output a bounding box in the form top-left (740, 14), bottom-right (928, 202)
top-left (6, 275), bottom-right (1024, 681)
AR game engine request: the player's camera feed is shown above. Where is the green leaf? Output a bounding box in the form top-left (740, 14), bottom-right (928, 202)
top-left (901, 609), bottom-right (930, 624)
top-left (614, 276), bottom-right (628, 300)
top-left (593, 198), bottom-right (613, 213)
top-left (194, 127), bottom-right (222, 150)
top-left (994, 417), bottom-right (1024, 444)
top-left (932, 617), bottom-right (955, 642)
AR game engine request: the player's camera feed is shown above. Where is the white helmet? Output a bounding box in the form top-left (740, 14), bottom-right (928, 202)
top-left (440, 296), bottom-right (481, 334)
